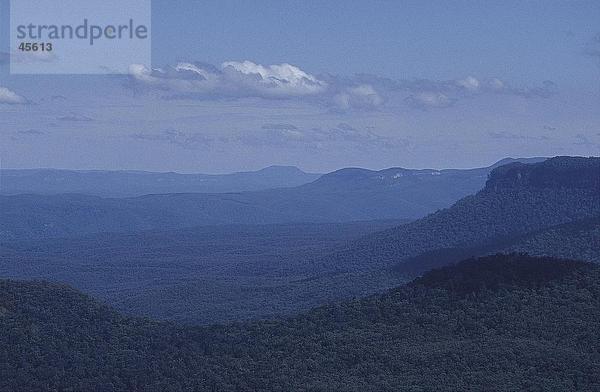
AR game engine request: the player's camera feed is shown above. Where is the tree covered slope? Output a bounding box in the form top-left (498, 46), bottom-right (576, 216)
top-left (395, 216), bottom-right (600, 276)
top-left (0, 220), bottom-right (407, 324)
top-left (320, 156), bottom-right (600, 273)
top-left (1, 254), bottom-right (599, 391)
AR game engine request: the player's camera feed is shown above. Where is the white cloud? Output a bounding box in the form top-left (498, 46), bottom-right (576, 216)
top-left (406, 91), bottom-right (454, 109)
top-left (333, 84), bottom-right (384, 111)
top-left (127, 60), bottom-right (557, 111)
top-left (0, 87), bottom-right (27, 104)
top-left (400, 75), bottom-right (556, 109)
top-left (129, 60), bottom-right (327, 99)
top-left (128, 64), bottom-right (157, 83)
top-left (222, 61), bottom-right (327, 96)
top-left (456, 76), bottom-right (480, 91)
top-left (487, 78), bottom-right (505, 91)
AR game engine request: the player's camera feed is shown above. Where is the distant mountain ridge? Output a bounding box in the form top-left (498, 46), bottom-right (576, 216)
top-left (0, 165), bottom-right (322, 197)
top-left (0, 158), bottom-right (545, 197)
top-left (0, 158), bottom-right (548, 240)
top-left (317, 156), bottom-right (600, 274)
top-left (299, 157), bottom-right (546, 191)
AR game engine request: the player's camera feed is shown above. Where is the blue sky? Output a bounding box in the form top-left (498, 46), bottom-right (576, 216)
top-left (1, 0), bottom-right (599, 173)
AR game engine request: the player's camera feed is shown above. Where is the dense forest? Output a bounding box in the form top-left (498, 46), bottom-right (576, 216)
top-left (395, 216), bottom-right (600, 276)
top-left (1, 254), bottom-right (599, 391)
top-left (0, 220), bottom-right (407, 324)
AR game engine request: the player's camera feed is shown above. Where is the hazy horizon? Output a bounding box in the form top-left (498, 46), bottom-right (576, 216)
top-left (0, 155), bottom-right (560, 175)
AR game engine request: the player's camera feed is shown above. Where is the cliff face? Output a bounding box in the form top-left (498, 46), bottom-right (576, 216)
top-left (485, 156), bottom-right (600, 191)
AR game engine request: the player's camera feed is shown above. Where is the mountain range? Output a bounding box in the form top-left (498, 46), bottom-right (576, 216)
top-left (0, 157), bottom-right (547, 240)
top-left (2, 156), bottom-right (600, 390)
top-left (0, 158), bottom-right (545, 197)
top-left (0, 165), bottom-right (322, 196)
top-left (1, 156), bottom-right (598, 325)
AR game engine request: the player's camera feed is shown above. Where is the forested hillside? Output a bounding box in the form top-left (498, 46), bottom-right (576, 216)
top-left (0, 220), bottom-right (406, 324)
top-left (321, 156), bottom-right (600, 273)
top-left (501, 217), bottom-right (600, 263)
top-left (395, 216), bottom-right (600, 276)
top-left (2, 254), bottom-right (599, 391)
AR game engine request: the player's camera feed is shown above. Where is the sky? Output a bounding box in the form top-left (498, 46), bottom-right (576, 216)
top-left (0, 0), bottom-right (599, 173)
